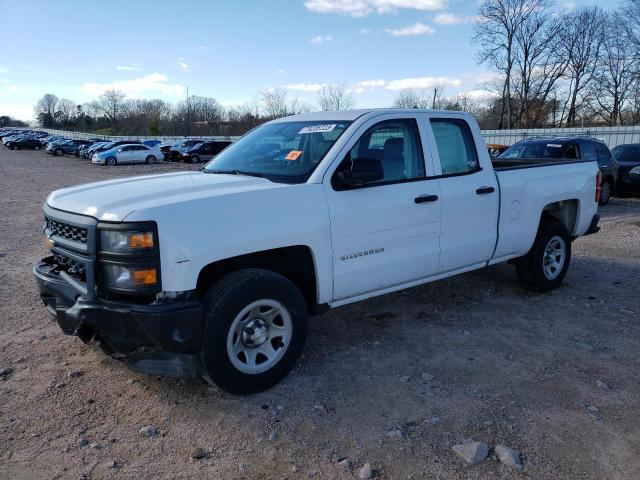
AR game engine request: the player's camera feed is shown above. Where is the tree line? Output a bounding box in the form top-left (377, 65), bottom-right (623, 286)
top-left (28, 0), bottom-right (640, 134)
top-left (32, 84), bottom-right (354, 137)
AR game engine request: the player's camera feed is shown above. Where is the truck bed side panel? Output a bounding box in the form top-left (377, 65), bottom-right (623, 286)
top-left (492, 162), bottom-right (599, 262)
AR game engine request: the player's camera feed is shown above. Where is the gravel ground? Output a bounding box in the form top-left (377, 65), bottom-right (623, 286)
top-left (1, 148), bottom-right (639, 480)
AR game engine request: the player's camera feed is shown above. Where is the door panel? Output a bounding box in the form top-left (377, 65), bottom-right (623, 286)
top-left (425, 117), bottom-right (498, 273)
top-left (324, 115), bottom-right (441, 301)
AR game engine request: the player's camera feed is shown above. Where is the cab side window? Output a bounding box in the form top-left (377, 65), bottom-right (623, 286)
top-left (430, 119), bottom-right (479, 175)
top-left (344, 119), bottom-right (425, 184)
top-left (581, 141), bottom-right (598, 161)
top-left (595, 142), bottom-right (612, 161)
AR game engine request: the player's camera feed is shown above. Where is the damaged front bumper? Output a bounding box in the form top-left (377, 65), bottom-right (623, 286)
top-left (34, 256), bottom-right (204, 377)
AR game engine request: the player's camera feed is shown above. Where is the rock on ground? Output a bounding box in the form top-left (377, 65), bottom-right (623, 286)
top-left (139, 425), bottom-right (158, 437)
top-left (495, 444), bottom-right (523, 470)
top-left (358, 462), bottom-right (373, 479)
top-left (452, 441), bottom-right (489, 465)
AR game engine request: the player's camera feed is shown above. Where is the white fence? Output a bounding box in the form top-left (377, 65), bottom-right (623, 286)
top-left (16, 125), bottom-right (640, 149)
top-left (482, 126), bottom-right (640, 148)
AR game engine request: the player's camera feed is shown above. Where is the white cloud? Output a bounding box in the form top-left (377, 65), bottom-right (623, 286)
top-left (81, 73), bottom-right (184, 97)
top-left (282, 82), bottom-right (329, 92)
top-left (0, 78), bottom-right (9, 84)
top-left (310, 34), bottom-right (334, 44)
top-left (116, 65), bottom-right (141, 71)
top-left (384, 76), bottom-right (463, 90)
top-left (458, 89), bottom-right (500, 100)
top-left (562, 1), bottom-right (576, 10)
top-left (176, 58), bottom-right (189, 71)
top-left (196, 45), bottom-right (210, 50)
top-left (433, 13), bottom-right (475, 25)
top-left (5, 84), bottom-right (24, 92)
top-left (385, 22), bottom-right (435, 36)
top-left (471, 71), bottom-right (504, 85)
top-left (0, 103), bottom-right (33, 121)
top-left (276, 69), bottom-right (286, 75)
top-left (305, 0), bottom-right (448, 17)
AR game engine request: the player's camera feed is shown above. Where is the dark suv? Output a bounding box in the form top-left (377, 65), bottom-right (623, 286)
top-left (47, 139), bottom-right (94, 156)
top-left (499, 136), bottom-right (618, 205)
top-left (611, 144), bottom-right (640, 196)
top-left (179, 140), bottom-right (232, 163)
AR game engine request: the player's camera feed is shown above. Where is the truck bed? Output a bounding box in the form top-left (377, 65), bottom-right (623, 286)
top-left (492, 157), bottom-right (589, 170)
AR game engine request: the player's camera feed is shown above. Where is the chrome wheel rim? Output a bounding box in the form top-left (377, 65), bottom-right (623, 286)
top-left (226, 299), bottom-right (292, 374)
top-left (543, 235), bottom-right (566, 280)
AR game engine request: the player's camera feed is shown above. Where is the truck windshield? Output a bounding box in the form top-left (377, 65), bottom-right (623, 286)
top-left (203, 120), bottom-right (352, 183)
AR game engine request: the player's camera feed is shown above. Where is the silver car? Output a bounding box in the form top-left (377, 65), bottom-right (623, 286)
top-left (92, 144), bottom-right (162, 166)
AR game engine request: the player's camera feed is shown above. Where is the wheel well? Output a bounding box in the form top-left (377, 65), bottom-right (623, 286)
top-left (196, 246), bottom-right (319, 313)
top-left (541, 199), bottom-right (579, 235)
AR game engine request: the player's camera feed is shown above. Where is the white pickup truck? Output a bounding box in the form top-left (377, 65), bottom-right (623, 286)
top-left (34, 109), bottom-right (601, 394)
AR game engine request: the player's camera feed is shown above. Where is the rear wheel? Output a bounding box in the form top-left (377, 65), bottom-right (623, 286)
top-left (516, 219), bottom-right (571, 292)
top-left (55, 148), bottom-right (63, 156)
top-left (105, 157), bottom-right (117, 166)
top-left (34, 145), bottom-right (41, 150)
top-left (145, 155), bottom-right (157, 164)
top-left (191, 155), bottom-right (200, 164)
top-left (10, 144), bottom-right (16, 150)
top-left (199, 268), bottom-right (308, 394)
top-left (599, 179), bottom-right (612, 205)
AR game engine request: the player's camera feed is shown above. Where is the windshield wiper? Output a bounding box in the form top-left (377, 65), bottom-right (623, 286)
top-left (203, 169), bottom-right (268, 179)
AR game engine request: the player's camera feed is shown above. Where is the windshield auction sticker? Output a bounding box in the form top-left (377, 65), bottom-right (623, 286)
top-left (298, 124), bottom-right (337, 134)
top-left (285, 150), bottom-right (303, 160)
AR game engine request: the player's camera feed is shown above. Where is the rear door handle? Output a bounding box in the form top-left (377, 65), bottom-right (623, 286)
top-left (476, 186), bottom-right (495, 195)
top-left (415, 194), bottom-right (439, 204)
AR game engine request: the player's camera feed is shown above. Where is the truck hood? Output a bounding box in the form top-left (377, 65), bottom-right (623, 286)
top-left (46, 171), bottom-right (284, 221)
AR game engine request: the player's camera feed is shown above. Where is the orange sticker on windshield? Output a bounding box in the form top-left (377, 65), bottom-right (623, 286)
top-left (285, 150), bottom-right (302, 161)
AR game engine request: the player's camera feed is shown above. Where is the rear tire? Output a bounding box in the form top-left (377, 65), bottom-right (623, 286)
top-left (516, 219), bottom-right (571, 292)
top-left (191, 155), bottom-right (200, 164)
top-left (145, 155), bottom-right (157, 164)
top-left (599, 179), bottom-right (612, 205)
top-left (199, 268), bottom-right (308, 395)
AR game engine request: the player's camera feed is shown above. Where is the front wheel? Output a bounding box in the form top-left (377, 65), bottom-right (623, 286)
top-left (199, 269), bottom-right (308, 394)
top-left (145, 155), bottom-right (157, 164)
top-left (190, 155), bottom-right (200, 164)
top-left (105, 157), bottom-right (117, 166)
top-left (55, 148), bottom-right (63, 156)
top-left (599, 179), bottom-right (612, 205)
top-left (34, 145), bottom-right (41, 150)
top-left (516, 220), bottom-right (571, 292)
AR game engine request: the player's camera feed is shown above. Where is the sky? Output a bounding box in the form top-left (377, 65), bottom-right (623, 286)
top-left (0, 0), bottom-right (612, 121)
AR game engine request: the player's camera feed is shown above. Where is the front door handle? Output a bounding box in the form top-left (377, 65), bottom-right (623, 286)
top-left (476, 186), bottom-right (495, 195)
top-left (415, 194), bottom-right (439, 204)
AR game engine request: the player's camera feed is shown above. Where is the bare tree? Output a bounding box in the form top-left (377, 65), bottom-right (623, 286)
top-left (474, 0), bottom-right (544, 129)
top-left (317, 83), bottom-right (354, 111)
top-left (288, 97), bottom-right (316, 114)
top-left (559, 6), bottom-right (606, 126)
top-left (391, 88), bottom-right (444, 109)
top-left (94, 89), bottom-right (127, 123)
top-left (34, 93), bottom-right (59, 127)
top-left (260, 88), bottom-right (289, 119)
top-left (590, 11), bottom-right (638, 126)
top-left (54, 98), bottom-right (77, 124)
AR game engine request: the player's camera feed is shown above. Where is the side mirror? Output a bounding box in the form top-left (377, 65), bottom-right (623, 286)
top-left (334, 157), bottom-right (384, 189)
top-left (116, 148), bottom-right (124, 152)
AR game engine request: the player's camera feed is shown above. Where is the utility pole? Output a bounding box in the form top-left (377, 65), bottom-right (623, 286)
top-left (186, 86), bottom-right (190, 137)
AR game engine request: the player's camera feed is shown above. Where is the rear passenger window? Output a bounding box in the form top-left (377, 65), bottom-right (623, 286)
top-left (595, 142), bottom-right (611, 161)
top-left (430, 119), bottom-right (479, 175)
top-left (581, 142), bottom-right (598, 161)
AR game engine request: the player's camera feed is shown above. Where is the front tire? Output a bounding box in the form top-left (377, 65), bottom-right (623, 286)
top-left (199, 268), bottom-right (308, 395)
top-left (599, 179), bottom-right (612, 205)
top-left (55, 148), bottom-right (63, 156)
top-left (105, 157), bottom-right (117, 166)
top-left (516, 219), bottom-right (571, 292)
top-left (190, 155), bottom-right (200, 164)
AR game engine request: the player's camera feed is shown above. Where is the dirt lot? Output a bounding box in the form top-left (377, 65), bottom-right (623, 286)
top-left (1, 147), bottom-right (639, 480)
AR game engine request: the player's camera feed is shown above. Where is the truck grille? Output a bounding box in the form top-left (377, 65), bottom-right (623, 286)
top-left (53, 253), bottom-right (87, 281)
top-left (46, 218), bottom-right (88, 244)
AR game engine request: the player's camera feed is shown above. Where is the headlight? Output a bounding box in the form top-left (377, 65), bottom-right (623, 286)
top-left (630, 166), bottom-right (640, 175)
top-left (100, 229), bottom-right (155, 254)
top-left (101, 264), bottom-right (158, 290)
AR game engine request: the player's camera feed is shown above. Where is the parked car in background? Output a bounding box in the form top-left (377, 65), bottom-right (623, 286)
top-left (180, 140), bottom-right (233, 163)
top-left (142, 139), bottom-right (161, 148)
top-left (5, 137), bottom-right (43, 150)
top-left (158, 143), bottom-right (173, 161)
top-left (91, 140), bottom-right (142, 157)
top-left (168, 139), bottom-right (203, 161)
top-left (47, 139), bottom-right (94, 156)
top-left (92, 143), bottom-right (162, 165)
top-left (611, 144), bottom-right (640, 195)
top-left (82, 141), bottom-right (109, 159)
top-left (40, 135), bottom-right (68, 147)
top-left (498, 136), bottom-right (618, 205)
top-left (487, 143), bottom-right (510, 158)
